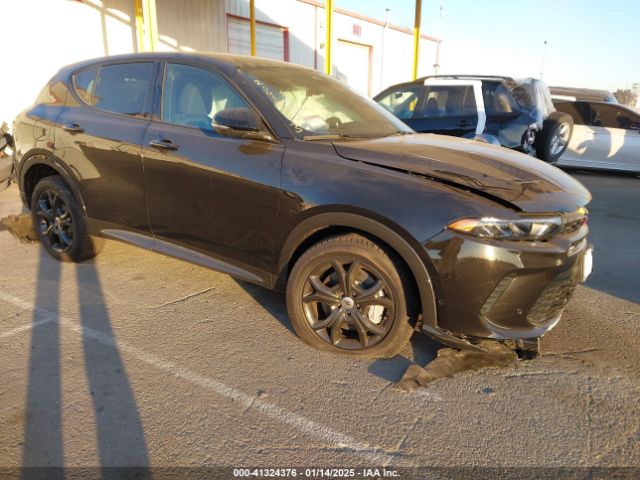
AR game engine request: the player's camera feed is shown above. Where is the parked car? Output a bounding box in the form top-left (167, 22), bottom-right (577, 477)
top-left (550, 86), bottom-right (618, 104)
top-left (0, 122), bottom-right (14, 191)
top-left (374, 75), bottom-right (574, 162)
top-left (553, 99), bottom-right (640, 173)
top-left (13, 53), bottom-right (593, 358)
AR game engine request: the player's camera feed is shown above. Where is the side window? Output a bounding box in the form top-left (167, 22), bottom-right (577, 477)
top-left (161, 63), bottom-right (254, 132)
top-left (73, 66), bottom-right (98, 105)
top-left (483, 84), bottom-right (517, 115)
top-left (92, 63), bottom-right (154, 117)
top-left (418, 86), bottom-right (476, 118)
top-left (554, 101), bottom-right (590, 125)
top-left (591, 104), bottom-right (636, 130)
top-left (376, 86), bottom-right (421, 120)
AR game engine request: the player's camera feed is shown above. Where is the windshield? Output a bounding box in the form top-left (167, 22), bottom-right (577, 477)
top-left (241, 66), bottom-right (413, 139)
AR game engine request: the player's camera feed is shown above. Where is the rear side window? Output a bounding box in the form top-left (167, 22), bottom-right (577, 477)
top-left (376, 86), bottom-right (422, 120)
top-left (73, 67), bottom-right (98, 104)
top-left (554, 101), bottom-right (590, 125)
top-left (482, 84), bottom-right (517, 115)
top-left (417, 86), bottom-right (476, 118)
top-left (91, 63), bottom-right (154, 117)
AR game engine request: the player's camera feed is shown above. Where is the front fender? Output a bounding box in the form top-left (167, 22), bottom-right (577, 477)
top-left (276, 208), bottom-right (439, 329)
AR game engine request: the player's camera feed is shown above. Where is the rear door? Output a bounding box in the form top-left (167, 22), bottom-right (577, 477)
top-left (408, 80), bottom-right (483, 138)
top-left (55, 61), bottom-right (157, 232)
top-left (142, 62), bottom-right (284, 279)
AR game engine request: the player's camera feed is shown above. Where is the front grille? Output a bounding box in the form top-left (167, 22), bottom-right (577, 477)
top-left (527, 282), bottom-right (576, 325)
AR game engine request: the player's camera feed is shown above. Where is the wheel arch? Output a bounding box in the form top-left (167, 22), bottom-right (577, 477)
top-left (19, 150), bottom-right (86, 213)
top-left (277, 208), bottom-right (438, 329)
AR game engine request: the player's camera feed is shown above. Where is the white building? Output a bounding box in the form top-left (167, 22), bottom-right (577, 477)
top-left (1, 0), bottom-right (440, 126)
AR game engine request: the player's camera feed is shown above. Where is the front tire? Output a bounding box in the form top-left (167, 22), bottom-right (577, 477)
top-left (286, 234), bottom-right (416, 358)
top-left (535, 112), bottom-right (573, 162)
top-left (31, 175), bottom-right (101, 262)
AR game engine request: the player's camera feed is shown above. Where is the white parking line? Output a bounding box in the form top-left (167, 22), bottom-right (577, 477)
top-left (0, 317), bottom-right (55, 340)
top-left (0, 290), bottom-right (400, 465)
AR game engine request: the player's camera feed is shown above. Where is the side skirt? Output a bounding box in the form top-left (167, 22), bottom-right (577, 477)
top-left (101, 229), bottom-right (267, 286)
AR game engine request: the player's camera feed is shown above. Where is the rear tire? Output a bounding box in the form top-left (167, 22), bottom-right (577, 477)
top-left (31, 175), bottom-right (102, 262)
top-left (535, 112), bottom-right (573, 162)
top-left (286, 233), bottom-right (417, 358)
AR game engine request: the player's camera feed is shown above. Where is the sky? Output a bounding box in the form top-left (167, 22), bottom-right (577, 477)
top-left (336, 0), bottom-right (640, 92)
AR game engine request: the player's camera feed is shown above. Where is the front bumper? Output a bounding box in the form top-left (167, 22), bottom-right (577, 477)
top-left (422, 222), bottom-right (590, 341)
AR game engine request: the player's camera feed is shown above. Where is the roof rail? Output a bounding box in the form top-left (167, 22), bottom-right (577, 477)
top-left (421, 74), bottom-right (515, 83)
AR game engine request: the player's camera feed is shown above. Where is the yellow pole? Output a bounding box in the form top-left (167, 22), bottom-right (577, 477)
top-left (140, 0), bottom-right (159, 52)
top-left (249, 0), bottom-right (257, 56)
top-left (412, 0), bottom-right (422, 80)
top-left (134, 0), bottom-right (145, 52)
top-left (324, 0), bottom-right (333, 75)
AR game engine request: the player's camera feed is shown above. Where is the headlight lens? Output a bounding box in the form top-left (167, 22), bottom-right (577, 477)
top-left (447, 216), bottom-right (562, 241)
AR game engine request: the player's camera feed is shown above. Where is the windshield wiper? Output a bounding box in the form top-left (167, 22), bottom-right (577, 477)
top-left (381, 130), bottom-right (413, 138)
top-left (302, 133), bottom-right (369, 141)
top-left (302, 134), bottom-right (342, 141)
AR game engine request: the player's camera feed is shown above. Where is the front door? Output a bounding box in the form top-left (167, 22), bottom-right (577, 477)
top-left (142, 62), bottom-right (284, 278)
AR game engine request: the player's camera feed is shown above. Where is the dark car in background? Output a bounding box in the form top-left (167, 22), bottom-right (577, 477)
top-left (374, 75), bottom-right (574, 163)
top-left (553, 99), bottom-right (640, 173)
top-left (13, 53), bottom-right (592, 358)
top-left (550, 86), bottom-right (618, 103)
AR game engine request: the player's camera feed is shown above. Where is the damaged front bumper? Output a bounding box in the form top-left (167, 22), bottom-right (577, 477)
top-left (421, 221), bottom-right (592, 349)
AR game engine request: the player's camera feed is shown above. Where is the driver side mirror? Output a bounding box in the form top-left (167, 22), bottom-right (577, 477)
top-left (213, 108), bottom-right (262, 132)
top-left (212, 108), bottom-right (274, 142)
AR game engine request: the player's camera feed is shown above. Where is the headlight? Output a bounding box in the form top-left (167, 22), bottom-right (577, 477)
top-left (447, 216), bottom-right (562, 241)
top-left (524, 124), bottom-right (537, 145)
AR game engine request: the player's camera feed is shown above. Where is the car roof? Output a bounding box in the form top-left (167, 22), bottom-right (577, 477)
top-left (550, 86), bottom-right (616, 103)
top-left (61, 52), bottom-right (312, 75)
top-left (422, 74), bottom-right (516, 84)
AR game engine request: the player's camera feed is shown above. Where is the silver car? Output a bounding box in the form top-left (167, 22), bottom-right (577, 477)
top-left (553, 100), bottom-right (640, 174)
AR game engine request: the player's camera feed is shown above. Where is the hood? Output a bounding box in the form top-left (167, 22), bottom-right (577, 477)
top-left (332, 134), bottom-right (591, 213)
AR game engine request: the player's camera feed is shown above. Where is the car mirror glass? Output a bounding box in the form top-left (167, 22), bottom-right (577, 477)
top-left (213, 107), bottom-right (262, 132)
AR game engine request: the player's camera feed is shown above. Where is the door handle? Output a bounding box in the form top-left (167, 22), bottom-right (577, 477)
top-left (149, 139), bottom-right (178, 150)
top-left (62, 123), bottom-right (84, 133)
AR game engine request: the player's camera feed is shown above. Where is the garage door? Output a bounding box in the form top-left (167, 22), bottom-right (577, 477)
top-left (227, 17), bottom-right (286, 61)
top-left (334, 40), bottom-right (371, 96)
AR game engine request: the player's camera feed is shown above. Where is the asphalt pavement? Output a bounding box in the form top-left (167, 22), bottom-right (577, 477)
top-left (0, 170), bottom-right (638, 477)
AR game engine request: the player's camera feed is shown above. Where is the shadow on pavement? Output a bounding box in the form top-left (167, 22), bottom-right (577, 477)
top-left (368, 335), bottom-right (439, 383)
top-left (234, 279), bottom-right (293, 333)
top-left (21, 248), bottom-right (151, 479)
top-left (21, 249), bottom-right (64, 480)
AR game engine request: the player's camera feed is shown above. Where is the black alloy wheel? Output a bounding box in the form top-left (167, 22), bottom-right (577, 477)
top-left (30, 175), bottom-right (101, 262)
top-left (35, 188), bottom-right (74, 253)
top-left (302, 258), bottom-right (395, 350)
top-left (287, 234), bottom-right (416, 358)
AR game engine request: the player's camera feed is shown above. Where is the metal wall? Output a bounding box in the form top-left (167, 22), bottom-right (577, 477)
top-left (2, 0), bottom-right (438, 127)
top-left (155, 0), bottom-right (226, 52)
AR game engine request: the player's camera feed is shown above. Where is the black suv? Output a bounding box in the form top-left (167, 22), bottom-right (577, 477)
top-left (375, 75), bottom-right (574, 163)
top-left (13, 54), bottom-right (592, 358)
